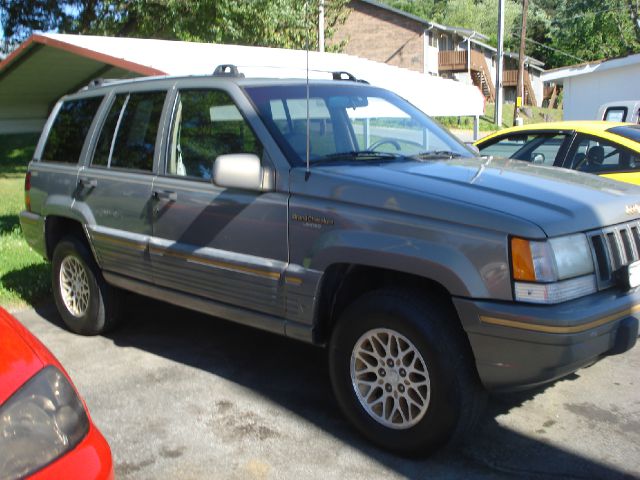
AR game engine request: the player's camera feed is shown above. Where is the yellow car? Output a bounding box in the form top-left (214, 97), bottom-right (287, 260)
top-left (475, 121), bottom-right (640, 185)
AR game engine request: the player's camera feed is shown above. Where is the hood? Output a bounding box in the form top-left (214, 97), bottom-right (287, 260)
top-left (294, 157), bottom-right (640, 238)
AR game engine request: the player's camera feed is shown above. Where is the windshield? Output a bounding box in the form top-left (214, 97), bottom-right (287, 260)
top-left (244, 84), bottom-right (474, 166)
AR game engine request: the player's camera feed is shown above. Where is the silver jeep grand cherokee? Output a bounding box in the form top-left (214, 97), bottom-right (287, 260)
top-left (20, 67), bottom-right (640, 455)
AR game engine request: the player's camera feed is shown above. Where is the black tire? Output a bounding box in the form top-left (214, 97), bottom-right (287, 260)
top-left (329, 288), bottom-right (486, 456)
top-left (52, 235), bottom-right (121, 335)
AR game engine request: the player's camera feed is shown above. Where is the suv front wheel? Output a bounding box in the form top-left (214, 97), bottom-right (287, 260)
top-left (328, 288), bottom-right (485, 455)
top-left (52, 235), bottom-right (120, 335)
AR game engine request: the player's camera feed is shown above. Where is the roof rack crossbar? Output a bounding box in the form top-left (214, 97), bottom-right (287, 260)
top-left (331, 71), bottom-right (369, 84)
top-left (213, 64), bottom-right (245, 78)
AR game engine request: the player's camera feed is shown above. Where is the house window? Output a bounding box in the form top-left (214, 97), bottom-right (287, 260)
top-left (427, 32), bottom-right (438, 48)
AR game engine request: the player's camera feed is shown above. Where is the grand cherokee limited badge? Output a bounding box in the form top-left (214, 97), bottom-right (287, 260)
top-left (291, 213), bottom-right (335, 226)
top-left (625, 203), bottom-right (640, 215)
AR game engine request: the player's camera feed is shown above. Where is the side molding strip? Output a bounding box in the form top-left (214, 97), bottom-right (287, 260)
top-left (480, 304), bottom-right (640, 334)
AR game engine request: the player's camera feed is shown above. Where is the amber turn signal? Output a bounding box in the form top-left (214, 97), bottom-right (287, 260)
top-left (511, 237), bottom-right (536, 281)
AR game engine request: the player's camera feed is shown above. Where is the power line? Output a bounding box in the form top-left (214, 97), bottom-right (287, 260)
top-left (512, 33), bottom-right (586, 62)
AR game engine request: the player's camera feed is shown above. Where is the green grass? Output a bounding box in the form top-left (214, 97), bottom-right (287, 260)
top-left (0, 133), bottom-right (51, 311)
top-left (436, 102), bottom-right (563, 132)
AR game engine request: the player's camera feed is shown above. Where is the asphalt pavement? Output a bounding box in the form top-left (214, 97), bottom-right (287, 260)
top-left (15, 296), bottom-right (640, 480)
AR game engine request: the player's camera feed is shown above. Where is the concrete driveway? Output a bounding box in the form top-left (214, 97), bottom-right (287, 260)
top-left (15, 296), bottom-right (640, 480)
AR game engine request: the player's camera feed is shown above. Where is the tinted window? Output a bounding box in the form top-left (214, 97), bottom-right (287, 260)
top-left (93, 95), bottom-right (127, 167)
top-left (478, 133), bottom-right (568, 166)
top-left (607, 125), bottom-right (640, 143)
top-left (568, 135), bottom-right (640, 172)
top-left (92, 92), bottom-right (166, 171)
top-left (167, 90), bottom-right (262, 179)
top-left (41, 97), bottom-right (103, 163)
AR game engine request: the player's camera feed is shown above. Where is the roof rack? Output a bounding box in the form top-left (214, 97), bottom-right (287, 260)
top-left (213, 64), bottom-right (245, 78)
top-left (332, 71), bottom-right (369, 84)
top-left (81, 77), bottom-right (128, 91)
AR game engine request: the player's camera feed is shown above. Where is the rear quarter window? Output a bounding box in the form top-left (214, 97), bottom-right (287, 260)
top-left (41, 97), bottom-right (104, 163)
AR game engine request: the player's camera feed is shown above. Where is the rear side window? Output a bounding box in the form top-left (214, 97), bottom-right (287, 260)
top-left (92, 91), bottom-right (166, 171)
top-left (568, 135), bottom-right (640, 173)
top-left (41, 97), bottom-right (103, 163)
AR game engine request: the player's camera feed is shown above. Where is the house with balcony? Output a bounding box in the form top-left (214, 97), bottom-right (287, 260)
top-left (330, 0), bottom-right (545, 107)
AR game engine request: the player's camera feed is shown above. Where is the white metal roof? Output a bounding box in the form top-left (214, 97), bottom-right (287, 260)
top-left (542, 52), bottom-right (640, 83)
top-left (0, 33), bottom-right (484, 134)
top-left (48, 34), bottom-right (485, 116)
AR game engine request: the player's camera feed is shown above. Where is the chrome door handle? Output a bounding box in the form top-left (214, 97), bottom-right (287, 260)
top-left (78, 177), bottom-right (97, 188)
top-left (153, 190), bottom-right (177, 201)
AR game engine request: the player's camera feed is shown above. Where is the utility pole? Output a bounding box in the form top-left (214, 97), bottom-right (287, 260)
top-left (513, 0), bottom-right (528, 126)
top-left (319, 0), bottom-right (325, 52)
top-left (495, 0), bottom-right (505, 127)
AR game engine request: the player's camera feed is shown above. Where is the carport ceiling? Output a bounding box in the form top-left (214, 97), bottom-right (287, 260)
top-left (0, 35), bottom-right (163, 133)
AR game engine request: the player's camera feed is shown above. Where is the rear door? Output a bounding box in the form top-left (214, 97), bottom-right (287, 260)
top-left (77, 89), bottom-right (169, 281)
top-left (150, 86), bottom-right (288, 317)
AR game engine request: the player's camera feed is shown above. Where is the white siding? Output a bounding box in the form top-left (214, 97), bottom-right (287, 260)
top-left (563, 63), bottom-right (640, 120)
top-left (424, 45), bottom-right (439, 75)
top-left (531, 71), bottom-right (543, 108)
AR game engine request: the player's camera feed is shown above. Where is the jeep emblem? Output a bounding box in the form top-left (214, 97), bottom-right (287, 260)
top-left (626, 203), bottom-right (640, 215)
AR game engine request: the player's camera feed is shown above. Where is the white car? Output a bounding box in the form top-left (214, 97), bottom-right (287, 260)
top-left (599, 100), bottom-right (640, 124)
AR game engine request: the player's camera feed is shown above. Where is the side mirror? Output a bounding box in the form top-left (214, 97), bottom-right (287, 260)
top-left (532, 152), bottom-right (545, 164)
top-left (212, 154), bottom-right (274, 192)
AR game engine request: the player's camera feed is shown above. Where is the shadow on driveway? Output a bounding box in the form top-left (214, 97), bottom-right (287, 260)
top-left (34, 295), bottom-right (637, 480)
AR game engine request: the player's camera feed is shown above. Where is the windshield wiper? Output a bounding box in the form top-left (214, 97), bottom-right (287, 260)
top-left (411, 150), bottom-right (463, 160)
top-left (312, 150), bottom-right (400, 164)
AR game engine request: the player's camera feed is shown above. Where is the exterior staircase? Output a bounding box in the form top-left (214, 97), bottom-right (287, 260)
top-left (471, 68), bottom-right (494, 102)
top-left (469, 50), bottom-right (495, 103)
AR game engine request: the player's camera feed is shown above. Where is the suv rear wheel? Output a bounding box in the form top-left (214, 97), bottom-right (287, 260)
top-left (328, 288), bottom-right (485, 455)
top-left (52, 235), bottom-right (121, 335)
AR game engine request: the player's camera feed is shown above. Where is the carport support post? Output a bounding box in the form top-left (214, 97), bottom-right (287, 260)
top-left (473, 115), bottom-right (479, 141)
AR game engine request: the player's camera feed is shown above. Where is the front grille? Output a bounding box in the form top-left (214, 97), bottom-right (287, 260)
top-left (589, 220), bottom-right (640, 286)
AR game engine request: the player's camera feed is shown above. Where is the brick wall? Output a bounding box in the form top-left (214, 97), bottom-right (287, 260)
top-left (330, 1), bottom-right (425, 72)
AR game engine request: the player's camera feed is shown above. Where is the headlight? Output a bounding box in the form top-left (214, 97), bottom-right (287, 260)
top-left (0, 366), bottom-right (89, 480)
top-left (511, 234), bottom-right (596, 303)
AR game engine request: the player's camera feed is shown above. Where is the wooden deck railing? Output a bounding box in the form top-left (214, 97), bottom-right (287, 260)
top-left (502, 70), bottom-right (518, 86)
top-left (438, 50), bottom-right (468, 72)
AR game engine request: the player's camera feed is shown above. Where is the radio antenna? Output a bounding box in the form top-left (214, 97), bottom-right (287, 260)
top-left (305, 0), bottom-right (311, 176)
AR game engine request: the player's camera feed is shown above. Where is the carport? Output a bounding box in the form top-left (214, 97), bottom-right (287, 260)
top-left (0, 33), bottom-right (485, 136)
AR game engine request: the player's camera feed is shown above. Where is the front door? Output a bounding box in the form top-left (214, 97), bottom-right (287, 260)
top-left (150, 88), bottom-right (288, 317)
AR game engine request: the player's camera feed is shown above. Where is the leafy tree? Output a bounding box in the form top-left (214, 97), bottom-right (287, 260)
top-left (387, 0), bottom-right (522, 50)
top-left (544, 0), bottom-right (640, 67)
top-left (385, 0), bottom-right (639, 68)
top-left (0, 0), bottom-right (348, 51)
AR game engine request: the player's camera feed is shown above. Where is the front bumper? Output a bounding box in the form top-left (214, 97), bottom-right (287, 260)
top-left (30, 424), bottom-right (114, 480)
top-left (454, 288), bottom-right (640, 391)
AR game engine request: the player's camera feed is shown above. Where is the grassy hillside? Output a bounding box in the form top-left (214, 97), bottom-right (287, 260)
top-left (436, 102), bottom-right (563, 132)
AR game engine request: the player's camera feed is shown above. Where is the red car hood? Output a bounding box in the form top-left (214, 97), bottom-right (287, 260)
top-left (0, 308), bottom-right (48, 404)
